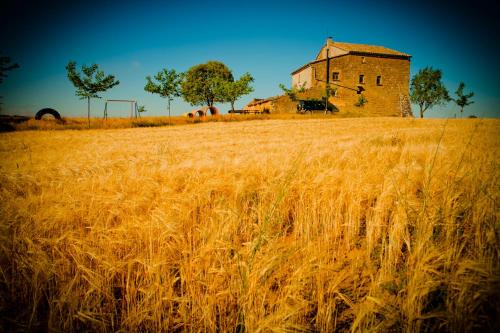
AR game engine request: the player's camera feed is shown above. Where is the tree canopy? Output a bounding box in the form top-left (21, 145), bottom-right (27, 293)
top-left (66, 61), bottom-right (119, 126)
top-left (0, 54), bottom-right (19, 85)
top-left (279, 82), bottom-right (306, 102)
top-left (66, 61), bottom-right (120, 100)
top-left (410, 67), bottom-right (450, 118)
top-left (144, 68), bottom-right (183, 99)
top-left (454, 82), bottom-right (474, 117)
top-left (181, 61), bottom-right (233, 107)
top-left (214, 73), bottom-right (254, 111)
top-left (0, 54), bottom-right (19, 109)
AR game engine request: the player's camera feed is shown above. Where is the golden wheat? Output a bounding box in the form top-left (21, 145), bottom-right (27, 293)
top-left (0, 117), bottom-right (498, 332)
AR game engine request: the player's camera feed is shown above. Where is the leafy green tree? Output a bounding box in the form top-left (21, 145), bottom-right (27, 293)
top-left (454, 82), bottom-right (474, 117)
top-left (410, 67), bottom-right (450, 118)
top-left (279, 82), bottom-right (306, 102)
top-left (144, 68), bottom-right (183, 117)
top-left (355, 94), bottom-right (368, 107)
top-left (0, 54), bottom-right (19, 110)
top-left (0, 54), bottom-right (19, 84)
top-left (181, 61), bottom-right (233, 107)
top-left (215, 73), bottom-right (254, 111)
top-left (66, 61), bottom-right (119, 127)
top-left (137, 105), bottom-right (147, 117)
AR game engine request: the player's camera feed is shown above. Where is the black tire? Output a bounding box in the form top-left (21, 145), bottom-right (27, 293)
top-left (35, 108), bottom-right (62, 120)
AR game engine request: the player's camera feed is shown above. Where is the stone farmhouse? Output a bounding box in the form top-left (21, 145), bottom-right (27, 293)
top-left (247, 38), bottom-right (412, 116)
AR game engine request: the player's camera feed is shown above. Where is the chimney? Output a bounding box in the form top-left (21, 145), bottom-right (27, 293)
top-left (326, 37), bottom-right (334, 46)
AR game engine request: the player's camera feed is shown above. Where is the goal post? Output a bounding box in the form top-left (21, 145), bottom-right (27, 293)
top-left (103, 100), bottom-right (138, 119)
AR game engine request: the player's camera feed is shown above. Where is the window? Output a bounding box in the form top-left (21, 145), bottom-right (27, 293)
top-left (359, 74), bottom-right (365, 84)
top-left (332, 89), bottom-right (338, 97)
top-left (376, 76), bottom-right (382, 85)
top-left (332, 72), bottom-right (340, 81)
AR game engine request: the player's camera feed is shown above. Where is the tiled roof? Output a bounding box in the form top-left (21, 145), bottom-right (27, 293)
top-left (292, 40), bottom-right (410, 74)
top-left (247, 96), bottom-right (279, 106)
top-left (332, 42), bottom-right (410, 57)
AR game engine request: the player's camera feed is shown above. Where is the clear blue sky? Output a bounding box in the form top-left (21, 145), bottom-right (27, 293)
top-left (1, 0), bottom-right (499, 118)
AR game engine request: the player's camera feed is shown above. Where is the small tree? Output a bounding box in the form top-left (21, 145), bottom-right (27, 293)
top-left (0, 54), bottom-right (20, 110)
top-left (215, 73), bottom-right (254, 111)
top-left (182, 61), bottom-right (233, 107)
top-left (279, 82), bottom-right (306, 102)
top-left (454, 82), bottom-right (474, 118)
top-left (410, 67), bottom-right (450, 118)
top-left (144, 68), bottom-right (183, 121)
top-left (66, 61), bottom-right (119, 127)
top-left (355, 94), bottom-right (367, 107)
top-left (0, 54), bottom-right (19, 84)
top-left (137, 105), bottom-right (147, 117)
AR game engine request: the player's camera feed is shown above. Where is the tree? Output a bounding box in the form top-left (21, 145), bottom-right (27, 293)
top-left (144, 68), bottom-right (182, 121)
top-left (279, 82), bottom-right (306, 102)
top-left (137, 105), bottom-right (147, 117)
top-left (181, 61), bottom-right (233, 107)
top-left (454, 82), bottom-right (474, 117)
top-left (410, 67), bottom-right (450, 118)
top-left (215, 73), bottom-right (254, 111)
top-left (0, 54), bottom-right (20, 110)
top-left (66, 61), bottom-right (119, 127)
top-left (0, 54), bottom-right (19, 84)
top-left (355, 94), bottom-right (368, 107)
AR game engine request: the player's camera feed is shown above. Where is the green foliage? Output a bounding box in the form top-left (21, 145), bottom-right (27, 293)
top-left (410, 67), bottom-right (450, 118)
top-left (181, 61), bottom-right (233, 107)
top-left (137, 105), bottom-right (147, 113)
top-left (355, 94), bottom-right (368, 107)
top-left (214, 73), bottom-right (254, 111)
top-left (66, 61), bottom-right (119, 127)
top-left (454, 82), bottom-right (474, 117)
top-left (66, 61), bottom-right (119, 100)
top-left (144, 69), bottom-right (183, 99)
top-left (323, 85), bottom-right (337, 100)
top-left (0, 54), bottom-right (19, 84)
top-left (279, 82), bottom-right (306, 102)
top-left (0, 54), bottom-right (19, 110)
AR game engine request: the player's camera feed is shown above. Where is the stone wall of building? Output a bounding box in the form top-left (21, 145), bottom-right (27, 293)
top-left (308, 54), bottom-right (411, 116)
top-left (291, 66), bottom-right (312, 89)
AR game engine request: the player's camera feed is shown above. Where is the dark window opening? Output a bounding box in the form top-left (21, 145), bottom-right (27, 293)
top-left (376, 76), bottom-right (382, 85)
top-left (332, 72), bottom-right (339, 81)
top-left (359, 74), bottom-right (365, 84)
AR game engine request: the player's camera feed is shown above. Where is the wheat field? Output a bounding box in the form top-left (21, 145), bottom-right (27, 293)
top-left (0, 118), bottom-right (498, 332)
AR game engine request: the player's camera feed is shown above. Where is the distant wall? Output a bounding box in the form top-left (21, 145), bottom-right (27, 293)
top-left (292, 66), bottom-right (312, 89)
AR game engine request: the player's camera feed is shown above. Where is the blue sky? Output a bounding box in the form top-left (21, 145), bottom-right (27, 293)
top-left (1, 0), bottom-right (499, 118)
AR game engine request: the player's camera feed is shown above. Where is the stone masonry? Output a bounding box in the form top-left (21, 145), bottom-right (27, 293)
top-left (247, 38), bottom-right (412, 116)
top-left (292, 38), bottom-right (412, 116)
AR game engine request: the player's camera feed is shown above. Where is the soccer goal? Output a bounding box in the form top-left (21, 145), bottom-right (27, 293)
top-left (103, 100), bottom-right (138, 119)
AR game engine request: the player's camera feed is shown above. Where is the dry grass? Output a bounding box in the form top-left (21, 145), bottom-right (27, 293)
top-left (11, 111), bottom-right (372, 132)
top-left (0, 117), bottom-right (498, 332)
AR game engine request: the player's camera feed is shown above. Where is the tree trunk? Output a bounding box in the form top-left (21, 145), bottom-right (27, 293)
top-left (231, 101), bottom-right (235, 112)
top-left (460, 107), bottom-right (464, 118)
top-left (420, 106), bottom-right (424, 118)
top-left (168, 99), bottom-right (171, 125)
top-left (87, 97), bottom-right (90, 128)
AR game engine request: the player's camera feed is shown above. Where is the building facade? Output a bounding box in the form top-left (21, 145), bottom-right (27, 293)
top-left (246, 38), bottom-right (412, 116)
top-left (291, 38), bottom-right (412, 116)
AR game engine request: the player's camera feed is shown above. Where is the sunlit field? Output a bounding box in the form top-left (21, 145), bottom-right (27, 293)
top-left (0, 118), bottom-right (498, 332)
top-left (9, 110), bottom-right (373, 132)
